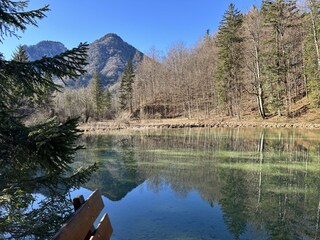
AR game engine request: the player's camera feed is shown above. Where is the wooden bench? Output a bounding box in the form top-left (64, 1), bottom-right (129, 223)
top-left (52, 189), bottom-right (113, 240)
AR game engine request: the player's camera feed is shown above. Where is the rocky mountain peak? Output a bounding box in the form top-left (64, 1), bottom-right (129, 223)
top-left (23, 33), bottom-right (145, 88)
top-left (78, 33), bottom-right (144, 87)
top-left (23, 40), bottom-right (67, 61)
top-left (99, 33), bottom-right (123, 42)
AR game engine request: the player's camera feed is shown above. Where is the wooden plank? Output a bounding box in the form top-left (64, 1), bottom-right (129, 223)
top-left (52, 190), bottom-right (104, 240)
top-left (73, 195), bottom-right (96, 240)
top-left (89, 214), bottom-right (113, 240)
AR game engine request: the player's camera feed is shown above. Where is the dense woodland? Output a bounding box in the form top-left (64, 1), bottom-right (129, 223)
top-left (130, 0), bottom-right (320, 120)
top-left (23, 0), bottom-right (320, 122)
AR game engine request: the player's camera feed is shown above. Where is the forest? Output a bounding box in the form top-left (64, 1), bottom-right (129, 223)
top-left (16, 0), bottom-right (320, 124)
top-left (130, 0), bottom-right (320, 120)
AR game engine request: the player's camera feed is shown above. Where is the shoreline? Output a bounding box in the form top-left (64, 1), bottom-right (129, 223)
top-left (78, 118), bottom-right (320, 132)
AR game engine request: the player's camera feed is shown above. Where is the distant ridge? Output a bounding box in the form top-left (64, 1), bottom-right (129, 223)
top-left (23, 33), bottom-right (145, 87)
top-left (23, 40), bottom-right (67, 61)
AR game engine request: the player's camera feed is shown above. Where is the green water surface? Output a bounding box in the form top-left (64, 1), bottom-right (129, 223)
top-left (72, 128), bottom-right (320, 240)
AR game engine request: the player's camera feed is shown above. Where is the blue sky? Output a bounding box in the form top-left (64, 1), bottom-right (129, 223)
top-left (1, 0), bottom-right (261, 59)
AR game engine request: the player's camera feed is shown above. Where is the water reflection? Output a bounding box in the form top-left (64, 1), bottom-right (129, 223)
top-left (75, 135), bottom-right (144, 201)
top-left (78, 128), bottom-right (320, 240)
top-left (0, 140), bottom-right (96, 239)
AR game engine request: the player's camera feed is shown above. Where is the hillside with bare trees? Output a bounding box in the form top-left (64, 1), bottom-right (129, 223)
top-left (39, 1), bottom-right (320, 126)
top-left (130, 1), bottom-right (312, 122)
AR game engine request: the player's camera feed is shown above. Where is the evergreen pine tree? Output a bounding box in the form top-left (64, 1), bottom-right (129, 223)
top-left (0, 0), bottom-right (91, 174)
top-left (215, 3), bottom-right (244, 117)
top-left (262, 0), bottom-right (302, 116)
top-left (104, 88), bottom-right (112, 117)
top-left (89, 71), bottom-right (105, 119)
top-left (0, 1), bottom-right (96, 236)
top-left (11, 45), bottom-right (53, 111)
top-left (12, 45), bottom-right (29, 62)
top-left (119, 59), bottom-right (135, 113)
top-left (8, 46), bottom-right (29, 109)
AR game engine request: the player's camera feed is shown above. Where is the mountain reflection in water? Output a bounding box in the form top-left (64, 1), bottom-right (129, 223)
top-left (73, 128), bottom-right (320, 240)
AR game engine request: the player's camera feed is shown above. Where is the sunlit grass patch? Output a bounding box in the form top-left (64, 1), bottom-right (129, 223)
top-left (265, 185), bottom-right (316, 194)
top-left (145, 149), bottom-right (265, 160)
top-left (218, 162), bottom-right (273, 173)
top-left (215, 150), bottom-right (259, 159)
top-left (271, 162), bottom-right (320, 172)
top-left (137, 159), bottom-right (200, 167)
top-left (144, 149), bottom-right (210, 157)
top-left (217, 161), bottom-right (320, 174)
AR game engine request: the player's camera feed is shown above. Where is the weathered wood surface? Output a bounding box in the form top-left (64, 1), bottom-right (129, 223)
top-left (52, 189), bottom-right (112, 240)
top-left (73, 195), bottom-right (95, 240)
top-left (89, 213), bottom-right (113, 240)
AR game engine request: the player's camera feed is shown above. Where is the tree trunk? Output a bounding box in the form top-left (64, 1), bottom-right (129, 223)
top-left (255, 44), bottom-right (266, 119)
top-left (309, 0), bottom-right (320, 69)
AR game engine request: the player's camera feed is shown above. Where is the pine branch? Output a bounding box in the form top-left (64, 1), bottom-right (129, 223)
top-left (27, 117), bottom-right (84, 173)
top-left (0, 43), bottom-right (88, 105)
top-left (0, 0), bottom-right (49, 41)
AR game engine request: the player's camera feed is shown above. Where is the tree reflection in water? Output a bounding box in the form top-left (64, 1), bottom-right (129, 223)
top-left (80, 128), bottom-right (320, 239)
top-left (0, 119), bottom-right (96, 239)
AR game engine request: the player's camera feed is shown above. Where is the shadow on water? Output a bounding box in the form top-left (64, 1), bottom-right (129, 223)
top-left (77, 128), bottom-right (320, 240)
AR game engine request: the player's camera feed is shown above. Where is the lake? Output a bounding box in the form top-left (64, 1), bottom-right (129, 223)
top-left (71, 128), bottom-right (320, 240)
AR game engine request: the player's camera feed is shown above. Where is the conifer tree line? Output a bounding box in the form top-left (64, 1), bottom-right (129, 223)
top-left (130, 0), bottom-right (320, 120)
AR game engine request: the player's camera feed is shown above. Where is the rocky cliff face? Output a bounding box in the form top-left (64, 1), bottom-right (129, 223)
top-left (23, 40), bottom-right (67, 61)
top-left (80, 33), bottom-right (144, 87)
top-left (23, 33), bottom-right (144, 87)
